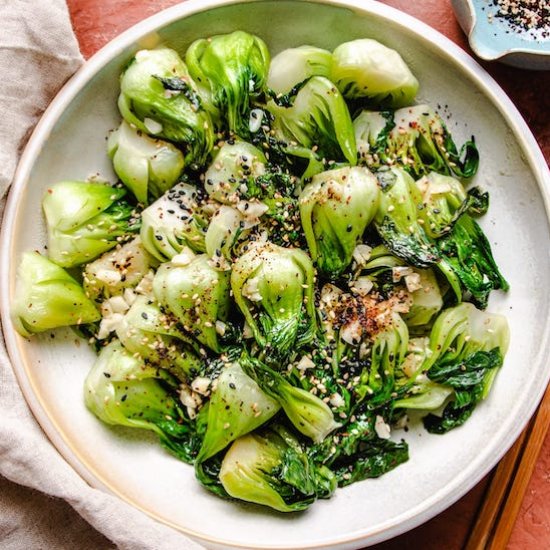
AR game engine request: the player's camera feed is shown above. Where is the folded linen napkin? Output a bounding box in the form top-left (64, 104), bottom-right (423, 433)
top-left (0, 2), bottom-right (204, 548)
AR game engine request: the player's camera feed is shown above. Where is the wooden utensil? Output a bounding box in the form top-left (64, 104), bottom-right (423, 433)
top-left (466, 383), bottom-right (550, 549)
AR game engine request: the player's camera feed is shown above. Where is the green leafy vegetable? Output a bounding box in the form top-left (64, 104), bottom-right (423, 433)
top-left (424, 348), bottom-right (504, 433)
top-left (118, 48), bottom-right (214, 167)
top-left (153, 254), bottom-right (231, 352)
top-left (231, 242), bottom-right (316, 356)
top-left (393, 379), bottom-right (453, 411)
top-left (299, 166), bottom-right (380, 278)
top-left (186, 31), bottom-right (270, 136)
top-left (242, 356), bottom-right (340, 443)
top-left (83, 237), bottom-right (156, 302)
top-left (422, 302), bottom-right (509, 373)
top-left (196, 362), bottom-right (280, 462)
top-left (12, 251), bottom-right (100, 337)
top-left (354, 110), bottom-right (395, 161)
top-left (355, 247), bottom-right (442, 327)
top-left (204, 205), bottom-right (246, 262)
top-left (395, 303), bottom-right (509, 432)
top-left (374, 167), bottom-right (439, 268)
top-left (332, 39), bottom-right (419, 108)
top-left (220, 424), bottom-right (336, 511)
top-left (437, 215), bottom-right (509, 309)
top-left (309, 412), bottom-right (409, 486)
top-left (267, 76), bottom-right (357, 166)
top-left (331, 438), bottom-right (409, 486)
top-left (116, 295), bottom-right (201, 379)
top-left (107, 120), bottom-right (184, 204)
top-left (140, 182), bottom-right (208, 261)
top-left (42, 181), bottom-right (139, 268)
top-left (267, 45), bottom-right (332, 95)
top-left (355, 105), bottom-right (479, 178)
top-left (355, 313), bottom-right (409, 406)
top-left (203, 140), bottom-right (266, 204)
top-left (84, 340), bottom-right (201, 462)
top-left (402, 268), bottom-right (443, 328)
top-left (414, 172), bottom-right (470, 238)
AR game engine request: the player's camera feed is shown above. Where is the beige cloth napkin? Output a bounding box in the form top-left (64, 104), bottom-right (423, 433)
top-left (0, 2), bottom-right (205, 548)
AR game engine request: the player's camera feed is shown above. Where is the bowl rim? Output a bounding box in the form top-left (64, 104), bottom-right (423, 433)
top-left (455, 0), bottom-right (550, 61)
top-left (2, 0), bottom-right (550, 547)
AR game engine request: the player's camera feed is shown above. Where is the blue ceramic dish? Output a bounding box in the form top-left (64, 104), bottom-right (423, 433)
top-left (452, 0), bottom-right (550, 69)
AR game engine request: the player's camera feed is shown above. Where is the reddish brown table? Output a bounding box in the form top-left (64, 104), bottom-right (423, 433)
top-left (66, 1), bottom-right (550, 548)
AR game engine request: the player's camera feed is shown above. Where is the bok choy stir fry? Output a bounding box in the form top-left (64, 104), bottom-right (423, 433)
top-left (12, 32), bottom-right (510, 512)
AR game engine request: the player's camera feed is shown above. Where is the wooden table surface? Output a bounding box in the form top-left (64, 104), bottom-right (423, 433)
top-left (65, 0), bottom-right (550, 548)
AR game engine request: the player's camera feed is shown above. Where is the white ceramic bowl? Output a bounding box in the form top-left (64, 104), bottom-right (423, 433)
top-left (2, 1), bottom-right (550, 548)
